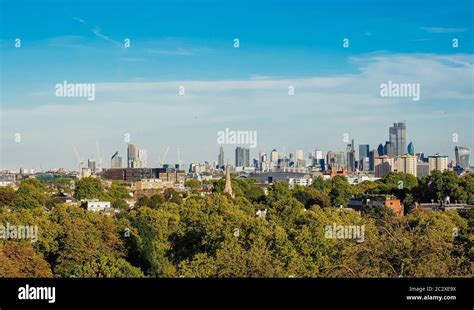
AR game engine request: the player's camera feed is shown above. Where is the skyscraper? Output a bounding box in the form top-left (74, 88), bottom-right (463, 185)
top-left (377, 143), bottom-right (385, 157)
top-left (346, 139), bottom-right (355, 172)
top-left (428, 154), bottom-right (448, 174)
top-left (374, 156), bottom-right (394, 177)
top-left (407, 142), bottom-right (414, 156)
top-left (235, 147), bottom-right (250, 167)
top-left (127, 143), bottom-right (137, 168)
top-left (455, 146), bottom-right (471, 169)
top-left (384, 141), bottom-right (395, 157)
top-left (138, 149), bottom-right (148, 168)
top-left (397, 155), bottom-right (417, 177)
top-left (87, 159), bottom-right (96, 172)
top-left (111, 151), bottom-right (122, 168)
top-left (270, 149), bottom-right (279, 163)
top-left (389, 122), bottom-right (407, 156)
top-left (218, 146), bottom-right (225, 169)
top-left (359, 144), bottom-right (369, 159)
top-left (358, 144), bottom-right (369, 172)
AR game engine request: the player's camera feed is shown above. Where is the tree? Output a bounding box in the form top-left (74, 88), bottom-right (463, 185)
top-left (13, 179), bottom-right (48, 209)
top-left (0, 186), bottom-right (18, 208)
top-left (74, 178), bottom-right (105, 200)
top-left (329, 176), bottom-right (352, 207)
top-left (108, 184), bottom-right (130, 200)
top-left (0, 242), bottom-right (53, 277)
top-left (72, 256), bottom-right (144, 278)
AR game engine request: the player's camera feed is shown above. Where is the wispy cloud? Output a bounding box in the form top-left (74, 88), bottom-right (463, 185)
top-left (73, 16), bottom-right (86, 24)
top-left (72, 16), bottom-right (121, 46)
top-left (420, 27), bottom-right (467, 33)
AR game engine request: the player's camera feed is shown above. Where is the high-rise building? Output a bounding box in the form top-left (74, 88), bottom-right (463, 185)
top-left (359, 144), bottom-right (369, 159)
top-left (374, 156), bottom-right (394, 177)
top-left (389, 122), bottom-right (407, 156)
top-left (218, 146), bottom-right (225, 169)
top-left (377, 144), bottom-right (384, 156)
top-left (369, 149), bottom-right (376, 171)
top-left (111, 151), bottom-right (122, 168)
top-left (428, 154), bottom-right (448, 174)
top-left (346, 139), bottom-right (356, 172)
top-left (358, 144), bottom-right (369, 172)
top-left (294, 149), bottom-right (304, 161)
top-left (270, 149), bottom-right (279, 163)
top-left (138, 149), bottom-right (148, 168)
top-left (334, 151), bottom-right (346, 169)
top-left (384, 141), bottom-right (395, 157)
top-left (407, 142), bottom-right (414, 156)
top-left (235, 147), bottom-right (250, 167)
top-left (417, 161), bottom-right (429, 177)
top-left (87, 159), bottom-right (96, 172)
top-left (455, 146), bottom-right (471, 169)
top-left (127, 144), bottom-right (137, 168)
top-left (397, 155), bottom-right (417, 177)
top-left (314, 148), bottom-right (323, 160)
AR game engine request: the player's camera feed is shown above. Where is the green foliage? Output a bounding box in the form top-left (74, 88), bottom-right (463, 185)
top-left (74, 178), bottom-right (106, 200)
top-left (0, 186), bottom-right (18, 208)
top-left (1, 171), bottom-right (472, 278)
top-left (329, 176), bottom-right (353, 207)
top-left (13, 179), bottom-right (48, 209)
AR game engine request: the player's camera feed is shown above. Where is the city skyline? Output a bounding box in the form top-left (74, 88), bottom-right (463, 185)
top-left (1, 0), bottom-right (473, 170)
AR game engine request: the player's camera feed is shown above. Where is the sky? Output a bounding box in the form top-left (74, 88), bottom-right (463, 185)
top-left (0, 0), bottom-right (473, 171)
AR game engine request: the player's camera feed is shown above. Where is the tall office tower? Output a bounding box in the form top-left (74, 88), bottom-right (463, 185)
top-left (407, 142), bottom-right (415, 156)
top-left (389, 122), bottom-right (407, 156)
top-left (377, 143), bottom-right (385, 157)
top-left (235, 147), bottom-right (250, 167)
top-left (218, 146), bottom-right (225, 169)
top-left (335, 151), bottom-right (346, 169)
top-left (358, 144), bottom-right (369, 172)
top-left (428, 154), bottom-right (448, 174)
top-left (346, 139), bottom-right (356, 172)
top-left (369, 149), bottom-right (376, 171)
top-left (384, 141), bottom-right (395, 157)
top-left (359, 144), bottom-right (369, 160)
top-left (326, 151), bottom-right (335, 169)
top-left (374, 156), bottom-right (394, 177)
top-left (455, 146), bottom-right (471, 169)
top-left (111, 151), bottom-right (122, 168)
top-left (294, 149), bottom-right (304, 161)
top-left (127, 143), bottom-right (137, 168)
top-left (314, 148), bottom-right (323, 160)
top-left (138, 149), bottom-right (148, 168)
top-left (244, 148), bottom-right (250, 167)
top-left (87, 159), bottom-right (96, 172)
top-left (270, 149), bottom-right (279, 163)
top-left (397, 155), bottom-right (417, 177)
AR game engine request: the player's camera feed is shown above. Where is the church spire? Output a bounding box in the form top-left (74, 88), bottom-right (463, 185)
top-left (223, 163), bottom-right (234, 198)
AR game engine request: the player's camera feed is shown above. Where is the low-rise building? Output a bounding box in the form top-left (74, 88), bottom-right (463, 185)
top-left (348, 196), bottom-right (404, 217)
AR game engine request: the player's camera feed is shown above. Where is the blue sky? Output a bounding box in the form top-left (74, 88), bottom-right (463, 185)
top-left (1, 0), bottom-right (473, 170)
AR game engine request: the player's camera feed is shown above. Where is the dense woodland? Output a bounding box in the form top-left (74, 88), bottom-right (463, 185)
top-left (0, 171), bottom-right (473, 277)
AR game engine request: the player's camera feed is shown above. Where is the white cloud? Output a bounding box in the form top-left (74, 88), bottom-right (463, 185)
top-left (2, 53), bottom-right (473, 170)
top-left (420, 27), bottom-right (467, 33)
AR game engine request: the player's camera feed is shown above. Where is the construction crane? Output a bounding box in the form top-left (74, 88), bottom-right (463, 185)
top-left (158, 146), bottom-right (170, 167)
top-left (72, 145), bottom-right (83, 174)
